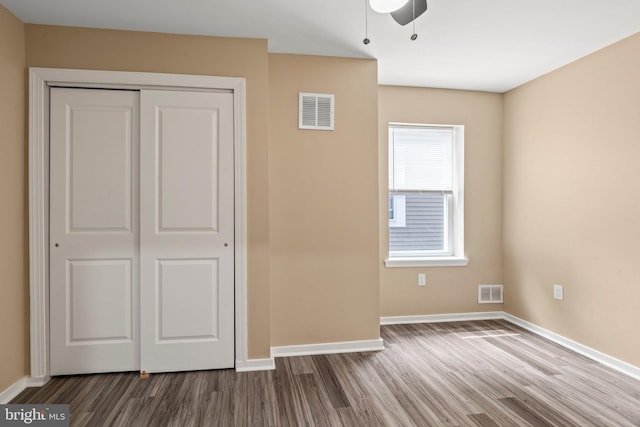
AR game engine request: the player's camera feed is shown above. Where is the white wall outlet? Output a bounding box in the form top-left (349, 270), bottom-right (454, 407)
top-left (553, 284), bottom-right (564, 301)
top-left (418, 273), bottom-right (426, 286)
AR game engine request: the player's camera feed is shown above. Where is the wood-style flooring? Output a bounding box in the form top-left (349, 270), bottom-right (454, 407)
top-left (11, 320), bottom-right (640, 426)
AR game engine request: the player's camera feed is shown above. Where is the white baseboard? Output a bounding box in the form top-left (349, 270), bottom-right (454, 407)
top-left (26, 376), bottom-right (49, 387)
top-left (503, 313), bottom-right (640, 382)
top-left (380, 311), bottom-right (504, 325)
top-left (235, 338), bottom-right (386, 371)
top-left (272, 338), bottom-right (385, 358)
top-left (0, 376), bottom-right (28, 404)
top-left (380, 311), bottom-right (640, 382)
top-left (235, 358), bottom-right (276, 372)
top-left (14, 313), bottom-right (637, 383)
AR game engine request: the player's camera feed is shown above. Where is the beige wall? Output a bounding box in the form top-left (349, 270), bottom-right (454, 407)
top-left (378, 86), bottom-right (503, 316)
top-left (3, 16), bottom-right (634, 385)
top-left (503, 33), bottom-right (640, 367)
top-left (0, 5), bottom-right (28, 392)
top-left (25, 25), bottom-right (272, 358)
top-left (268, 54), bottom-right (380, 346)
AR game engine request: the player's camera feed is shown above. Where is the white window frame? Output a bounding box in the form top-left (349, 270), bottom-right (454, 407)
top-left (385, 123), bottom-right (468, 268)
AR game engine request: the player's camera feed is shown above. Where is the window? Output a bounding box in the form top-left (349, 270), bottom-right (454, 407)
top-left (385, 124), bottom-right (468, 267)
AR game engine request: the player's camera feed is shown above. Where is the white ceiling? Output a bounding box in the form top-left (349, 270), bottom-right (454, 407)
top-left (2, 0), bottom-right (639, 92)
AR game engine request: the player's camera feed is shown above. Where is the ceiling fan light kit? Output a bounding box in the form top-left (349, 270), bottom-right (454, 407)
top-left (391, 0), bottom-right (428, 25)
top-left (369, 0), bottom-right (409, 13)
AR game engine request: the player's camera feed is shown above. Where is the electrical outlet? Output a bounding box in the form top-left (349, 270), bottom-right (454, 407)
top-left (553, 284), bottom-right (564, 301)
top-left (418, 273), bottom-right (426, 286)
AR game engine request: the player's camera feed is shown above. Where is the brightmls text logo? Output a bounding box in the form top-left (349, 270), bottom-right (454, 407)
top-left (0, 405), bottom-right (69, 426)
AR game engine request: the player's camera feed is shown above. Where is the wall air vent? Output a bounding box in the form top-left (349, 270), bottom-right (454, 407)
top-left (478, 284), bottom-right (503, 304)
top-left (299, 93), bottom-right (334, 130)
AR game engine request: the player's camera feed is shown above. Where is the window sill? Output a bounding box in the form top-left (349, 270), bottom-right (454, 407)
top-left (384, 256), bottom-right (469, 268)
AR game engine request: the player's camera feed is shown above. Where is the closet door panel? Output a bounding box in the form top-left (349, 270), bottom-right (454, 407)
top-left (140, 90), bottom-right (235, 373)
top-left (49, 88), bottom-right (140, 375)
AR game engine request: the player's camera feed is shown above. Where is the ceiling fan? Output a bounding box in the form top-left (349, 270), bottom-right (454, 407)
top-left (370, 0), bottom-right (428, 25)
top-left (364, 0), bottom-right (428, 44)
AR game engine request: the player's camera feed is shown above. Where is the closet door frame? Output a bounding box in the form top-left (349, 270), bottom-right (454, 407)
top-left (28, 67), bottom-right (252, 386)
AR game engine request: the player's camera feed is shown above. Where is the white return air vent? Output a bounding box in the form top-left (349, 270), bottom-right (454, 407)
top-left (478, 284), bottom-right (503, 304)
top-left (299, 92), bottom-right (334, 130)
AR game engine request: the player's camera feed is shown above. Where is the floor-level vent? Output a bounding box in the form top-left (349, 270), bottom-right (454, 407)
top-left (299, 92), bottom-right (334, 130)
top-left (478, 284), bottom-right (503, 304)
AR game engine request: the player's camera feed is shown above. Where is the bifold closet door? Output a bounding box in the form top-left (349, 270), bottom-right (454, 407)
top-left (139, 90), bottom-right (235, 372)
top-left (50, 87), bottom-right (235, 376)
top-left (50, 88), bottom-right (140, 375)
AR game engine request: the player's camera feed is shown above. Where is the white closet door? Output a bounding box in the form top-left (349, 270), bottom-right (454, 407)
top-left (139, 90), bottom-right (235, 372)
top-left (50, 88), bottom-right (140, 375)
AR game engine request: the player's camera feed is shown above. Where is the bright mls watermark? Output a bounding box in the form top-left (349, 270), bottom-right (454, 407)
top-left (0, 405), bottom-right (69, 426)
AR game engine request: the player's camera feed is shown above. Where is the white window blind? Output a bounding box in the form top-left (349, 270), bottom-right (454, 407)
top-left (389, 127), bottom-right (453, 191)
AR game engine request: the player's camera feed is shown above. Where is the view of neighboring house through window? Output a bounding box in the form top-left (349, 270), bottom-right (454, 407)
top-left (387, 124), bottom-right (465, 264)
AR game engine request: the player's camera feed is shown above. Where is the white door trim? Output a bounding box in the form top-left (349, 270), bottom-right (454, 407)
top-left (28, 67), bottom-right (248, 384)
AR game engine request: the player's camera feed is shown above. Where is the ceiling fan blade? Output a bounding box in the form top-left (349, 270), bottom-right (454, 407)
top-left (390, 0), bottom-right (427, 26)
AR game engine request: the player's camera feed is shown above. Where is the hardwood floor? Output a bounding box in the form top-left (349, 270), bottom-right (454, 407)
top-left (12, 320), bottom-right (640, 426)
